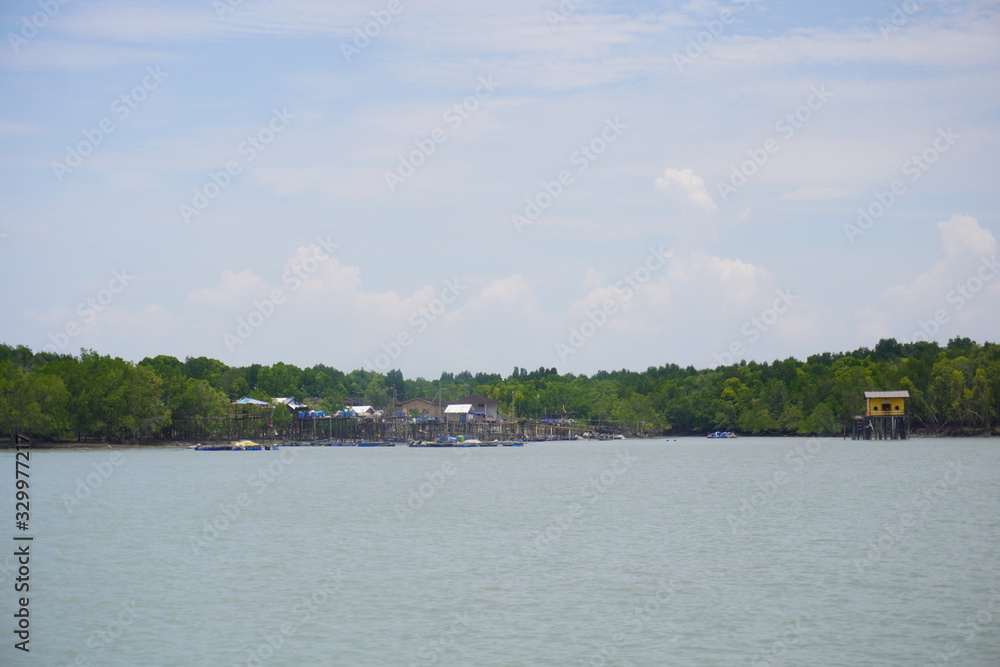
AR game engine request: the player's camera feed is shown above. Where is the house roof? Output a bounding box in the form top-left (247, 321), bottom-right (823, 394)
top-left (864, 391), bottom-right (910, 399)
top-left (401, 397), bottom-right (444, 406)
top-left (444, 404), bottom-right (473, 414)
top-left (233, 397), bottom-right (271, 406)
top-left (454, 393), bottom-right (499, 406)
top-left (349, 405), bottom-right (375, 414)
top-left (274, 397), bottom-right (308, 409)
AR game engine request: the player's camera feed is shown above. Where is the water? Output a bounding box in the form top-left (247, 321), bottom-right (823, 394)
top-left (2, 437), bottom-right (999, 666)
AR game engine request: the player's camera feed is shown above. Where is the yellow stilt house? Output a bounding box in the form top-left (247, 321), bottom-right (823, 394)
top-left (864, 390), bottom-right (908, 416)
top-left (853, 390), bottom-right (909, 440)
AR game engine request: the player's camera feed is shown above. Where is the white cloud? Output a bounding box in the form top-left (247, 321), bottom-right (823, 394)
top-left (886, 214), bottom-right (997, 303)
top-left (938, 213), bottom-right (996, 258)
top-left (654, 168), bottom-right (717, 212)
top-left (858, 214), bottom-right (1000, 344)
top-left (2, 1), bottom-right (998, 375)
top-left (189, 270), bottom-right (268, 308)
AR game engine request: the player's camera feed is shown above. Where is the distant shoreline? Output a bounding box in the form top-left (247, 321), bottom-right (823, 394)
top-left (4, 432), bottom-right (998, 450)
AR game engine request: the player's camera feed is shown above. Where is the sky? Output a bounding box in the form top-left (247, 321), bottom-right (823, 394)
top-left (1, 0), bottom-right (998, 379)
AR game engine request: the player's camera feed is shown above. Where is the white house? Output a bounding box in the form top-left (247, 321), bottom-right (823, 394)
top-left (444, 403), bottom-right (474, 423)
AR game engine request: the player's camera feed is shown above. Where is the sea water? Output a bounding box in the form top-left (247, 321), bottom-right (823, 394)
top-left (2, 437), bottom-right (999, 666)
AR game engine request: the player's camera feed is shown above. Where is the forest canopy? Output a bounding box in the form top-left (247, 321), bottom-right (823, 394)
top-left (1, 337), bottom-right (997, 443)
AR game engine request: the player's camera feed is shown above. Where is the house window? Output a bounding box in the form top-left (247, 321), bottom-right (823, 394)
top-left (882, 403), bottom-right (891, 412)
top-left (873, 405), bottom-right (879, 411)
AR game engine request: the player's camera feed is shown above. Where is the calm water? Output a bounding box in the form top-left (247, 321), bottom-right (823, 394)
top-left (2, 437), bottom-right (999, 666)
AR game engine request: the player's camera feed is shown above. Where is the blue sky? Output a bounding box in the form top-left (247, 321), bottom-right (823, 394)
top-left (1, 0), bottom-right (998, 378)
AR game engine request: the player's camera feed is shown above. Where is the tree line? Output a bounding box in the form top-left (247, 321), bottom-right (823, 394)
top-left (1, 337), bottom-right (997, 444)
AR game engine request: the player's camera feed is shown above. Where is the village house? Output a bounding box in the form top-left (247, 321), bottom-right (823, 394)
top-left (444, 394), bottom-right (500, 423)
top-left (398, 397), bottom-right (445, 420)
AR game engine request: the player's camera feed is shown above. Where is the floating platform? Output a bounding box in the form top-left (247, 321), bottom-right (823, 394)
top-left (408, 438), bottom-right (524, 447)
top-left (191, 440), bottom-right (280, 451)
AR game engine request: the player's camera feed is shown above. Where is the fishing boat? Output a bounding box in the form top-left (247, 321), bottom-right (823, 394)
top-left (706, 431), bottom-right (737, 439)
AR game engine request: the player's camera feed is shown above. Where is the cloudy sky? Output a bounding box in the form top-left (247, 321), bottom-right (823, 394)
top-left (1, 0), bottom-right (998, 378)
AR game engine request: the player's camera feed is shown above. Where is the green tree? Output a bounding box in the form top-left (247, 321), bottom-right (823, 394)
top-left (778, 403), bottom-right (804, 432)
top-left (171, 378), bottom-right (231, 435)
top-left (0, 360), bottom-right (69, 442)
top-left (800, 402), bottom-right (838, 435)
top-left (385, 369), bottom-right (405, 403)
top-left (257, 362), bottom-right (303, 397)
top-left (62, 352), bottom-right (168, 442)
top-left (738, 402), bottom-right (777, 434)
top-left (363, 376), bottom-right (390, 410)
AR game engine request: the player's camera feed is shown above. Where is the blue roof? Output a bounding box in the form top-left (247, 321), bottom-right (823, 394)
top-left (234, 397), bottom-right (271, 405)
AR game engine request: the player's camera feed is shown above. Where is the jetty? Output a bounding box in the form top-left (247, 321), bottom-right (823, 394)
top-left (171, 394), bottom-right (653, 446)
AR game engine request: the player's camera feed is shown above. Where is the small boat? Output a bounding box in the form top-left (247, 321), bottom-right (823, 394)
top-left (706, 431), bottom-right (737, 439)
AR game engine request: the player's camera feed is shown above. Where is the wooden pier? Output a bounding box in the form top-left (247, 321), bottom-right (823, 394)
top-left (282, 418), bottom-right (591, 444)
top-left (174, 415), bottom-right (648, 444)
top-left (851, 414), bottom-right (909, 440)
